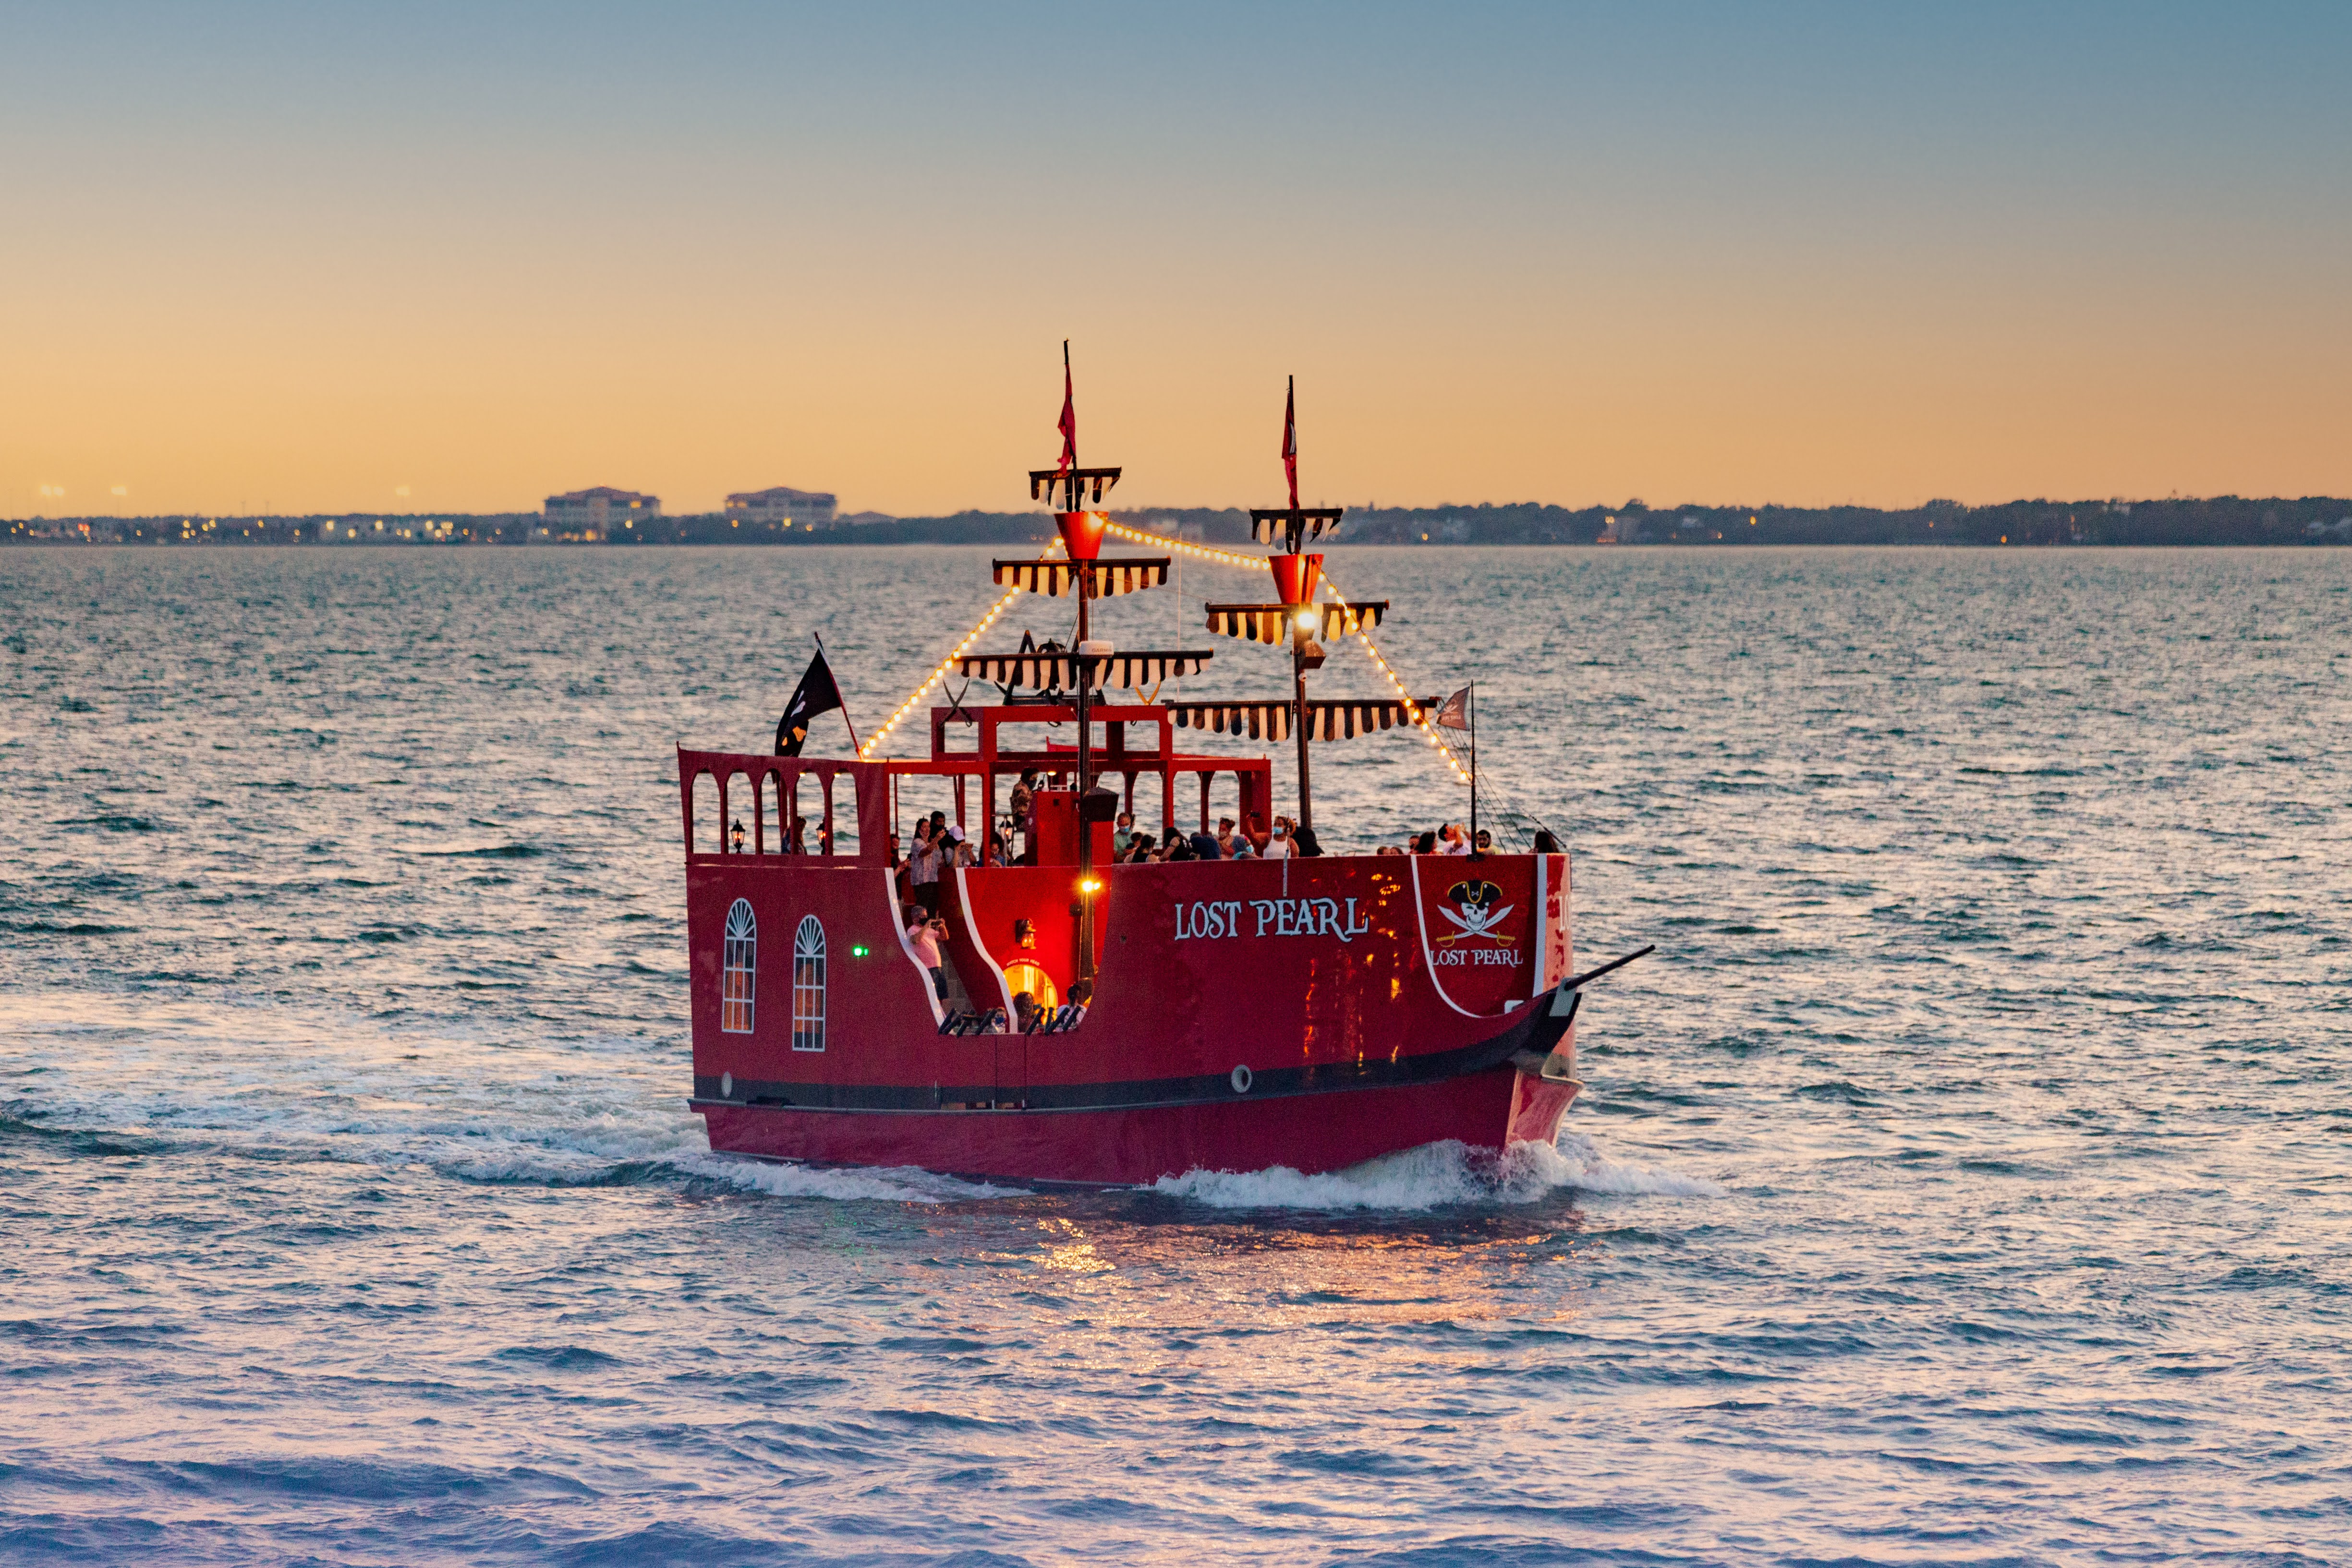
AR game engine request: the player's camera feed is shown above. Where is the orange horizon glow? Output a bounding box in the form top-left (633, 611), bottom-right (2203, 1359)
top-left (3, 8), bottom-right (2344, 519)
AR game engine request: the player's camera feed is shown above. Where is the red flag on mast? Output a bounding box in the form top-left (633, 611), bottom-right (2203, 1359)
top-left (1281, 375), bottom-right (1299, 510)
top-left (1055, 340), bottom-right (1077, 478)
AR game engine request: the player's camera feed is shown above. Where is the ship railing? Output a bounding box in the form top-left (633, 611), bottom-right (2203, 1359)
top-left (678, 750), bottom-right (891, 867)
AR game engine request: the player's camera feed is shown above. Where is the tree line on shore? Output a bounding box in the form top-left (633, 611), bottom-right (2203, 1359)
top-left (9, 495), bottom-right (2350, 547)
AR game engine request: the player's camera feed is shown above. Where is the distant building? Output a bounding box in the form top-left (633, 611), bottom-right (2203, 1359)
top-left (725, 486), bottom-right (837, 530)
top-left (545, 487), bottom-right (660, 537)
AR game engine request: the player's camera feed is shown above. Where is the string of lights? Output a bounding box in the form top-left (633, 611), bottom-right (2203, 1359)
top-left (857, 540), bottom-right (1065, 760)
top-left (1101, 520), bottom-right (1473, 786)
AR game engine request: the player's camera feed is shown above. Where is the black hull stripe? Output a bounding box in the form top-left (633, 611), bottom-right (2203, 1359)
top-left (693, 996), bottom-right (1567, 1114)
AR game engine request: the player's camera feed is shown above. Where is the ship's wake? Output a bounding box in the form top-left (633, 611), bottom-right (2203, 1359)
top-left (1150, 1133), bottom-right (1726, 1212)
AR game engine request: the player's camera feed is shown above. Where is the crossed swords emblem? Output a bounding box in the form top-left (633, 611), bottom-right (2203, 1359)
top-left (1436, 879), bottom-right (1515, 944)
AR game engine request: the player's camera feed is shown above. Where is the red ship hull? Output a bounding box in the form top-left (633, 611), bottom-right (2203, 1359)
top-left (698, 1065), bottom-right (1576, 1188)
top-left (678, 751), bottom-right (1587, 1186)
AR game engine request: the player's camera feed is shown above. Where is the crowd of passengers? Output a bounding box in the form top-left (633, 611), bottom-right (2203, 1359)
top-left (869, 767), bottom-right (1568, 1038)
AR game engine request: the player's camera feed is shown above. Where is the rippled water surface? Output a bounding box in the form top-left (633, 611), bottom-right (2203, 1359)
top-left (3, 545), bottom-right (2347, 1566)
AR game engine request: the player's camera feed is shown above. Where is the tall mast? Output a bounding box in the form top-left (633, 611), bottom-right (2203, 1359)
top-left (1031, 343), bottom-right (1124, 976)
top-left (1255, 377), bottom-right (1345, 836)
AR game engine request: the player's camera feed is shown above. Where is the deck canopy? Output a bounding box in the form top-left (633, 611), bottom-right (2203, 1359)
top-left (1251, 507), bottom-right (1346, 552)
top-left (1169, 696), bottom-right (1439, 744)
top-left (958, 650), bottom-right (1213, 691)
top-left (992, 557), bottom-right (1170, 598)
top-left (1029, 466), bottom-right (1122, 508)
top-left (1203, 602), bottom-right (1387, 645)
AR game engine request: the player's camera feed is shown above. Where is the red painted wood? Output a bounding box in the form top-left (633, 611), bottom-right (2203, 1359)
top-left (696, 1066), bottom-right (1576, 1186)
top-left (677, 754), bottom-right (1581, 1182)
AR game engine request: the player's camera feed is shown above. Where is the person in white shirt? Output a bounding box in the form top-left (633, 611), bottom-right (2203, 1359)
top-left (908, 822), bottom-right (942, 914)
top-left (1440, 822), bottom-right (1472, 855)
top-left (1263, 817), bottom-right (1296, 859)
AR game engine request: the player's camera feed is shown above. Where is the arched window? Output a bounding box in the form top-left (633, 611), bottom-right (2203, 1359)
top-left (792, 916), bottom-right (826, 1052)
top-left (720, 899), bottom-right (756, 1033)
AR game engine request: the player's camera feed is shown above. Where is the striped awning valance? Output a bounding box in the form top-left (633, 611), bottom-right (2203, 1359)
top-left (958, 650), bottom-right (1214, 690)
top-left (1203, 602), bottom-right (1387, 644)
top-left (993, 557), bottom-right (1171, 598)
top-left (1168, 697), bottom-right (1439, 744)
top-left (1250, 507), bottom-right (1346, 548)
top-left (1028, 468), bottom-right (1122, 507)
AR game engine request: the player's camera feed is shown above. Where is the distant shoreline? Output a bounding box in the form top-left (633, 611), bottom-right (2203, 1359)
top-left (8, 497), bottom-right (2350, 549)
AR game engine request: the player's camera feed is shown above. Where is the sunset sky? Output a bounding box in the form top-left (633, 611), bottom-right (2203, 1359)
top-left (5, 2), bottom-right (2347, 518)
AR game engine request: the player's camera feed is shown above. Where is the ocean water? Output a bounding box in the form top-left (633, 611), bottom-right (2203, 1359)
top-left (2, 543), bottom-right (2347, 1566)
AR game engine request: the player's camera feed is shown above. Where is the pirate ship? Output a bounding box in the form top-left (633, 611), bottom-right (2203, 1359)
top-left (675, 353), bottom-right (1642, 1185)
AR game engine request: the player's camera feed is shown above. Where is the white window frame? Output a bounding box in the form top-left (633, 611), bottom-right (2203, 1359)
top-left (721, 899), bottom-right (756, 1034)
top-left (792, 915), bottom-right (826, 1052)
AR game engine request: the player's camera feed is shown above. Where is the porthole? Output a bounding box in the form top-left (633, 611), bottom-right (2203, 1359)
top-left (1230, 1064), bottom-right (1253, 1094)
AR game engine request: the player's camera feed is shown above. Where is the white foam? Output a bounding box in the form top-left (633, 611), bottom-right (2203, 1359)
top-left (1152, 1133), bottom-right (1725, 1211)
top-left (673, 1152), bottom-right (1024, 1205)
top-left (1511, 1131), bottom-right (1729, 1198)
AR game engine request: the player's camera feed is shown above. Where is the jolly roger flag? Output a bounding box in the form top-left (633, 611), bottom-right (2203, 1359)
top-left (775, 649), bottom-right (846, 757)
top-left (1433, 685), bottom-right (1473, 731)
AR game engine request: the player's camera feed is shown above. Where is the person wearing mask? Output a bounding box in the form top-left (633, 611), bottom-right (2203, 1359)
top-left (1213, 817), bottom-right (1239, 857)
top-left (1112, 811), bottom-right (1135, 856)
top-left (908, 912), bottom-right (949, 1001)
top-left (908, 820), bottom-right (942, 916)
top-left (1263, 817), bottom-right (1295, 859)
top-left (1254, 813), bottom-right (1278, 854)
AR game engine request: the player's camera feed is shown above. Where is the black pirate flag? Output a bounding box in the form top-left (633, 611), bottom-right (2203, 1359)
top-left (775, 648), bottom-right (846, 757)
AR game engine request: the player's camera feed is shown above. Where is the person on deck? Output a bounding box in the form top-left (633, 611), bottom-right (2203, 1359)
top-left (1188, 828), bottom-right (1222, 860)
top-left (1263, 818), bottom-right (1295, 859)
top-left (908, 821), bottom-right (942, 916)
top-left (1413, 830), bottom-right (1438, 855)
top-left (1472, 828), bottom-right (1492, 855)
top-left (1011, 992), bottom-right (1038, 1034)
top-left (1213, 817), bottom-right (1239, 857)
top-left (1112, 811), bottom-right (1135, 856)
top-left (1440, 823), bottom-right (1471, 855)
top-left (908, 912), bottom-right (948, 1001)
top-left (1295, 826), bottom-right (1323, 857)
top-left (1067, 978), bottom-right (1092, 1022)
top-left (1531, 830), bottom-right (1561, 854)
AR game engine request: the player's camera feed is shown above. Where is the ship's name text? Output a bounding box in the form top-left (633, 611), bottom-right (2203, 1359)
top-left (1431, 946), bottom-right (1518, 966)
top-left (1173, 897), bottom-right (1371, 944)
